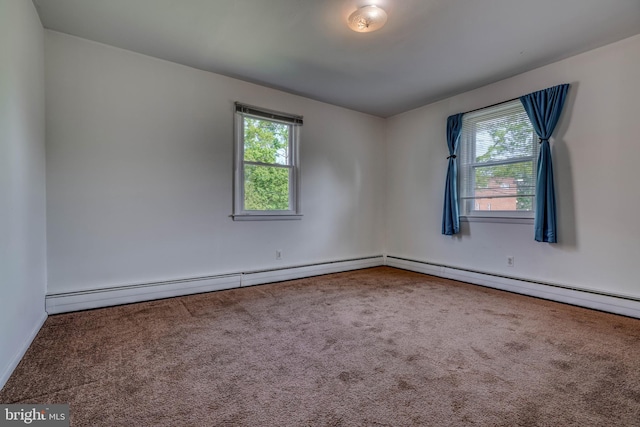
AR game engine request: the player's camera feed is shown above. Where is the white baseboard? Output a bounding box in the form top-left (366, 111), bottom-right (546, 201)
top-left (45, 256), bottom-right (384, 314)
top-left (241, 256), bottom-right (384, 287)
top-left (385, 255), bottom-right (640, 319)
top-left (46, 274), bottom-right (242, 314)
top-left (0, 311), bottom-right (47, 391)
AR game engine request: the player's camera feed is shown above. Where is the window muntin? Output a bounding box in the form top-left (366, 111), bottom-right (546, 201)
top-left (459, 100), bottom-right (538, 218)
top-left (233, 103), bottom-right (302, 220)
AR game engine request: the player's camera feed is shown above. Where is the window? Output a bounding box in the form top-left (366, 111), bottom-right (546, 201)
top-left (233, 103), bottom-right (302, 220)
top-left (459, 100), bottom-right (538, 220)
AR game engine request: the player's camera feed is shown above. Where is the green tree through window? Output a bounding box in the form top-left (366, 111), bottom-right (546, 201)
top-left (243, 117), bottom-right (291, 211)
top-left (459, 100), bottom-right (538, 217)
top-left (474, 114), bottom-right (536, 210)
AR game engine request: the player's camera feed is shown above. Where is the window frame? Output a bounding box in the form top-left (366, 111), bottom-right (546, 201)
top-left (458, 100), bottom-right (539, 222)
top-left (232, 103), bottom-right (302, 221)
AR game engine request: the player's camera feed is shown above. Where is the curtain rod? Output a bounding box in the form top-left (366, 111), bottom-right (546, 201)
top-left (462, 95), bottom-right (521, 115)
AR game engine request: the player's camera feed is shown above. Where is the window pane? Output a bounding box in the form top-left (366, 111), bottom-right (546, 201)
top-left (472, 161), bottom-right (535, 211)
top-left (474, 110), bottom-right (535, 163)
top-left (243, 117), bottom-right (289, 165)
top-left (467, 196), bottom-right (534, 212)
top-left (459, 100), bottom-right (539, 217)
top-left (244, 164), bottom-right (290, 211)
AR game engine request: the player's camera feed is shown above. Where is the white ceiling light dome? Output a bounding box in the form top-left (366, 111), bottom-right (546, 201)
top-left (348, 5), bottom-right (388, 33)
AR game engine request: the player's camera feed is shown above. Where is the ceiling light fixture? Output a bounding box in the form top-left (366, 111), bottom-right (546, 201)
top-left (347, 5), bottom-right (388, 33)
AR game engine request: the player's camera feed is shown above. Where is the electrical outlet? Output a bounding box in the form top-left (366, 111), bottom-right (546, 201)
top-left (507, 256), bottom-right (515, 267)
top-left (276, 250), bottom-right (282, 260)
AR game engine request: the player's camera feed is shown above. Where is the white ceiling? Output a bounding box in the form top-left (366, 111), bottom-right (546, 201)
top-left (34, 0), bottom-right (640, 117)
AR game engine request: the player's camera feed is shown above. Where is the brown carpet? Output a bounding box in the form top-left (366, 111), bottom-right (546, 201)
top-left (1, 267), bottom-right (640, 426)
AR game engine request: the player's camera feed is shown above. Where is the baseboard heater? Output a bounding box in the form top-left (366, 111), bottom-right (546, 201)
top-left (45, 255), bottom-right (384, 314)
top-left (45, 254), bottom-right (640, 319)
top-left (385, 255), bottom-right (640, 319)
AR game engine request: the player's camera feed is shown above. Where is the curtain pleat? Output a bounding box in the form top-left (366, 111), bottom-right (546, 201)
top-left (520, 84), bottom-right (570, 243)
top-left (442, 113), bottom-right (464, 235)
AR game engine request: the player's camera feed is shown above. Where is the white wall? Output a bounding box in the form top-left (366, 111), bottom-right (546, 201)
top-left (45, 31), bottom-right (386, 294)
top-left (2, 10), bottom-right (638, 386)
top-left (386, 34), bottom-right (640, 298)
top-left (0, 0), bottom-right (47, 388)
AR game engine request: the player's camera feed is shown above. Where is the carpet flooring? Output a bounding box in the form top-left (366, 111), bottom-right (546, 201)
top-left (1, 267), bottom-right (640, 426)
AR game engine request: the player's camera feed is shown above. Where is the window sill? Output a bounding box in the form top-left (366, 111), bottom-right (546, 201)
top-left (231, 214), bottom-right (303, 221)
top-left (460, 216), bottom-right (534, 225)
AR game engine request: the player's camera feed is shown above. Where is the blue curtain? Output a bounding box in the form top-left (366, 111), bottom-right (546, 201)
top-left (442, 113), bottom-right (464, 235)
top-left (520, 84), bottom-right (569, 243)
